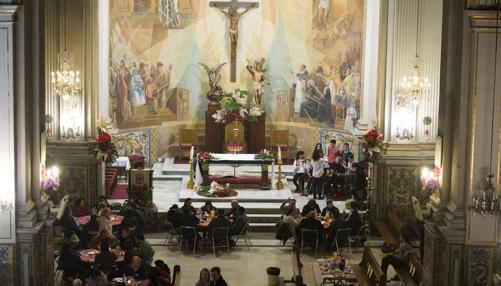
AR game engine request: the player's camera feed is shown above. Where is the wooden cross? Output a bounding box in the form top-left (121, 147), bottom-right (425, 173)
top-left (210, 0), bottom-right (259, 82)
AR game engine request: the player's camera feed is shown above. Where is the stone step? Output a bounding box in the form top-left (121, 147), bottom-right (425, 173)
top-left (247, 213), bottom-right (282, 223)
top-left (191, 202), bottom-right (284, 215)
top-left (249, 222), bottom-right (277, 232)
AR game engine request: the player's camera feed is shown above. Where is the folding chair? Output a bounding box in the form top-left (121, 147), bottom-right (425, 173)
top-left (335, 228), bottom-right (352, 256)
top-left (179, 226), bottom-right (197, 254)
top-left (233, 223), bottom-right (252, 249)
top-left (164, 221), bottom-right (179, 245)
top-left (212, 227), bottom-right (230, 255)
top-left (300, 229), bottom-right (319, 257)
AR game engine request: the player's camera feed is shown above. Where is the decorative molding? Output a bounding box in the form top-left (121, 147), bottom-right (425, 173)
top-left (0, 5), bottom-right (20, 22)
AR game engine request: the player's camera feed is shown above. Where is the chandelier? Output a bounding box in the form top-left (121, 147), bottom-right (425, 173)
top-left (396, 0), bottom-right (431, 107)
top-left (471, 12), bottom-right (500, 216)
top-left (51, 51), bottom-right (80, 100)
top-left (51, 0), bottom-right (81, 100)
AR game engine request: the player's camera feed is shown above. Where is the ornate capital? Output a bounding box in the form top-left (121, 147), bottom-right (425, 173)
top-left (0, 5), bottom-right (21, 22)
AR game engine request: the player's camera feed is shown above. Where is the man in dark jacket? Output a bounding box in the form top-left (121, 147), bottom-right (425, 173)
top-left (167, 204), bottom-right (182, 229)
top-left (229, 207), bottom-right (248, 237)
top-left (297, 211), bottom-right (323, 248)
top-left (208, 209), bottom-right (231, 235)
top-left (210, 267), bottom-right (229, 286)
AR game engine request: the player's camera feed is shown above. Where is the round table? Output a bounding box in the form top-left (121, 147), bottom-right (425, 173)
top-left (80, 248), bottom-right (125, 263)
top-left (75, 215), bottom-right (124, 226)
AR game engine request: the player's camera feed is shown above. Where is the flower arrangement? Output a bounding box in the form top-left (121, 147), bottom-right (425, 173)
top-left (95, 127), bottom-right (118, 164)
top-left (197, 181), bottom-right (238, 198)
top-left (254, 149), bottom-right (277, 160)
top-left (42, 168), bottom-right (61, 206)
top-left (198, 151), bottom-right (215, 164)
top-left (362, 127), bottom-right (384, 163)
top-left (212, 89), bottom-right (263, 124)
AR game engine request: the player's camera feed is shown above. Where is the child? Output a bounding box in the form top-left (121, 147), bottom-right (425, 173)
top-left (292, 151), bottom-right (307, 196)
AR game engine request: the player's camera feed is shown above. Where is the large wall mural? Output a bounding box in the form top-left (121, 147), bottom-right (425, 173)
top-left (109, 0), bottom-right (365, 133)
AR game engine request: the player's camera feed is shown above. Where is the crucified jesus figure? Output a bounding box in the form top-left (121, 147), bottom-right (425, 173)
top-left (216, 3), bottom-right (257, 58)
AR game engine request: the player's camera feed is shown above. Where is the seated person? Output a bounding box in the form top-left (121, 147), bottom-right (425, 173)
top-left (58, 241), bottom-right (90, 281)
top-left (345, 201), bottom-right (362, 235)
top-left (381, 232), bottom-right (414, 279)
top-left (297, 211), bottom-right (323, 248)
top-left (122, 256), bottom-right (150, 281)
top-left (325, 215), bottom-right (347, 252)
top-left (282, 212), bottom-right (300, 240)
top-left (225, 200), bottom-right (241, 219)
top-left (60, 207), bottom-right (88, 248)
top-left (208, 209), bottom-right (231, 235)
top-left (121, 202), bottom-right (145, 234)
top-left (117, 228), bottom-right (135, 249)
top-left (72, 198), bottom-right (89, 217)
top-left (321, 200), bottom-right (340, 218)
top-left (180, 198), bottom-right (197, 214)
top-left (83, 214), bottom-right (100, 237)
top-left (93, 195), bottom-right (111, 212)
top-left (200, 201), bottom-right (217, 214)
top-left (179, 208), bottom-right (200, 228)
top-left (121, 239), bottom-right (138, 270)
top-left (135, 234), bottom-right (155, 265)
top-left (280, 198), bottom-right (300, 217)
top-left (167, 204), bottom-right (182, 229)
top-left (301, 199), bottom-right (321, 217)
top-left (94, 240), bottom-right (117, 268)
top-left (229, 207), bottom-right (248, 237)
top-left (90, 230), bottom-right (119, 249)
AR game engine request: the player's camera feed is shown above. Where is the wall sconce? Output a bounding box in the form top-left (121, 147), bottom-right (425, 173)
top-left (393, 106), bottom-right (416, 142)
top-left (0, 200), bottom-right (14, 215)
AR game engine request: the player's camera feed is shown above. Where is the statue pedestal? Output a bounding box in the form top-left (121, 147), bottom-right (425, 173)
top-left (205, 104), bottom-right (223, 153)
top-left (248, 112), bottom-right (266, 153)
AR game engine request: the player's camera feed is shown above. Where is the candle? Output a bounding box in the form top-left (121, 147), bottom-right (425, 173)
top-left (190, 146), bottom-right (194, 159)
top-left (278, 147), bottom-right (282, 160)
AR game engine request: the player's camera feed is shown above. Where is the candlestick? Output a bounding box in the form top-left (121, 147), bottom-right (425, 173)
top-left (276, 159), bottom-right (284, 190)
top-left (278, 146), bottom-right (282, 160)
top-left (187, 159), bottom-right (195, 189)
top-left (189, 146), bottom-right (194, 159)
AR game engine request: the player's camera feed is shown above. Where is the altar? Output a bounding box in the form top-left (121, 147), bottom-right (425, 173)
top-left (202, 153), bottom-right (274, 189)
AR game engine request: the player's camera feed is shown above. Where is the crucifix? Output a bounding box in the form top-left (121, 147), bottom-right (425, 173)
top-left (210, 0), bottom-right (259, 82)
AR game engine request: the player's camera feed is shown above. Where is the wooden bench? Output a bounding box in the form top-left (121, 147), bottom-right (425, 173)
top-left (375, 209), bottom-right (411, 248)
top-left (352, 246), bottom-right (386, 286)
top-left (394, 253), bottom-right (423, 286)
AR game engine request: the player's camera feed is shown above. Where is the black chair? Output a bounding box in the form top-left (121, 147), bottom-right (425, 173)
top-left (179, 226), bottom-right (197, 254)
top-left (211, 227), bottom-right (230, 255)
top-left (300, 229), bottom-right (319, 257)
top-left (335, 228), bottom-right (352, 256)
top-left (164, 221), bottom-right (180, 245)
top-left (233, 223), bottom-right (252, 249)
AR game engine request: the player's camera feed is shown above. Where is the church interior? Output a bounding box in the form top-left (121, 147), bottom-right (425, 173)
top-left (1, 0), bottom-right (501, 285)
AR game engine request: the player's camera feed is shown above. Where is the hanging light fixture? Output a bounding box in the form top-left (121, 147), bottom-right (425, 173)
top-left (396, 0), bottom-right (431, 107)
top-left (51, 0), bottom-right (81, 100)
top-left (471, 12), bottom-right (500, 216)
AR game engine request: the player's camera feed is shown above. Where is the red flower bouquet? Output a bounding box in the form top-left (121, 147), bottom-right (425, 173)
top-left (95, 127), bottom-right (118, 164)
top-left (362, 127), bottom-right (384, 163)
top-left (198, 151), bottom-right (214, 164)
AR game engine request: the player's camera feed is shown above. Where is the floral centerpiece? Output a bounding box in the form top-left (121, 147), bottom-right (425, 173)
top-left (197, 181), bottom-right (238, 198)
top-left (95, 127), bottom-right (118, 164)
top-left (362, 127), bottom-right (384, 163)
top-left (212, 89), bottom-right (263, 124)
top-left (198, 152), bottom-right (215, 164)
top-left (254, 149), bottom-right (276, 161)
top-left (420, 166), bottom-right (441, 206)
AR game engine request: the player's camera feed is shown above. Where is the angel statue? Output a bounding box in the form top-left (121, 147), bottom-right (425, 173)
top-left (246, 58), bottom-right (268, 107)
top-left (199, 62), bottom-right (226, 105)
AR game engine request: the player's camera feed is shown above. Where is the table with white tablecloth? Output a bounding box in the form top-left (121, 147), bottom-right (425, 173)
top-left (112, 156), bottom-right (131, 170)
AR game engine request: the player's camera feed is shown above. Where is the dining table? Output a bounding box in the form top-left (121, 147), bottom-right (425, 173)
top-left (75, 214), bottom-right (124, 226)
top-left (316, 257), bottom-right (357, 285)
top-left (79, 248), bottom-right (125, 263)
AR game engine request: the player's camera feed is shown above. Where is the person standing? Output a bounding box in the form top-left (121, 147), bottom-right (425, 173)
top-left (327, 139), bottom-right (338, 167)
top-left (310, 149), bottom-right (326, 200)
top-left (292, 151), bottom-right (307, 195)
